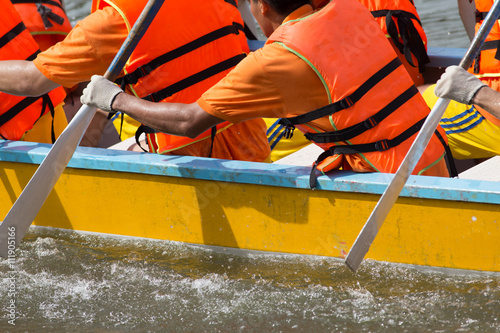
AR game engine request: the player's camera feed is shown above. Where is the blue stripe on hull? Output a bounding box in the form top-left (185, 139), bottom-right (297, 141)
top-left (1, 139), bottom-right (500, 205)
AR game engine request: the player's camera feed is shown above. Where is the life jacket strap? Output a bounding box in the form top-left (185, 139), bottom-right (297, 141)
top-left (281, 57), bottom-right (402, 127)
top-left (472, 39), bottom-right (500, 74)
top-left (0, 93), bottom-right (55, 141)
top-left (135, 124), bottom-right (219, 157)
top-left (305, 85), bottom-right (419, 143)
top-left (10, 0), bottom-right (63, 9)
top-left (36, 2), bottom-right (65, 29)
top-left (224, 0), bottom-right (237, 8)
top-left (372, 9), bottom-right (430, 73)
top-left (479, 40), bottom-right (500, 62)
top-left (116, 23), bottom-right (245, 89)
top-left (278, 57), bottom-right (402, 139)
top-left (371, 9), bottom-right (422, 27)
top-left (309, 117), bottom-right (426, 188)
top-left (27, 50), bottom-right (41, 61)
top-left (41, 93), bottom-right (56, 143)
top-left (142, 53), bottom-right (246, 102)
top-left (476, 10), bottom-right (488, 23)
top-left (0, 22), bottom-right (27, 49)
top-left (470, 10), bottom-right (499, 73)
top-left (0, 96), bottom-right (40, 127)
top-left (135, 124), bottom-right (155, 152)
top-left (207, 126), bottom-right (217, 158)
top-left (433, 128), bottom-right (458, 178)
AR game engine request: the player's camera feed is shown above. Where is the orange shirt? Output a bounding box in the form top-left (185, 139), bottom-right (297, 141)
top-left (33, 7), bottom-right (126, 88)
top-left (198, 6), bottom-right (448, 176)
top-left (33, 7), bottom-right (270, 162)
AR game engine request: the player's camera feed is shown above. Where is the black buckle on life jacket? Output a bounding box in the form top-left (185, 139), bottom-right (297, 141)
top-left (232, 22), bottom-right (242, 35)
top-left (374, 139), bottom-right (390, 151)
top-left (363, 117), bottom-right (378, 129)
top-left (118, 65), bottom-right (148, 89)
top-left (283, 125), bottom-right (295, 139)
top-left (476, 10), bottom-right (488, 23)
top-left (339, 96), bottom-right (354, 109)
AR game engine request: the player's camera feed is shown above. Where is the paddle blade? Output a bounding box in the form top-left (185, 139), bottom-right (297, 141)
top-left (345, 0), bottom-right (500, 273)
top-left (345, 98), bottom-right (451, 272)
top-left (0, 105), bottom-right (97, 257)
top-left (0, 0), bottom-right (165, 257)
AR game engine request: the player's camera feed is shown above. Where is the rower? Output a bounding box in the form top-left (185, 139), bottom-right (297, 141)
top-left (0, 0), bottom-right (271, 162)
top-left (0, 0), bottom-right (67, 144)
top-left (81, 0), bottom-right (453, 188)
top-left (420, 0), bottom-right (500, 163)
top-left (312, 0), bottom-right (429, 86)
top-left (265, 0), bottom-right (431, 164)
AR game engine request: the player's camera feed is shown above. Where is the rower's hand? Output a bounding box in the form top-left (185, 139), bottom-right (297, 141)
top-left (81, 75), bottom-right (123, 112)
top-left (435, 65), bottom-right (485, 105)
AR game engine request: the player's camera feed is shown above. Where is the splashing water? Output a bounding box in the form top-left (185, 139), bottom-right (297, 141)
top-left (1, 228), bottom-right (498, 332)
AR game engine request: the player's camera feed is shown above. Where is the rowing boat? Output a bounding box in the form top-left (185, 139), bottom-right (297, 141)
top-left (1, 47), bottom-right (499, 273)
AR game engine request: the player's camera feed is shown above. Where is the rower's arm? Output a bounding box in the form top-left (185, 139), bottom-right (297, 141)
top-left (471, 85), bottom-right (500, 120)
top-left (0, 60), bottom-right (59, 96)
top-left (112, 92), bottom-right (225, 138)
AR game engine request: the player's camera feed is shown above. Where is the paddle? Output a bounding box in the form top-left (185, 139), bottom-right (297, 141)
top-left (0, 0), bottom-right (164, 258)
top-left (344, 1), bottom-right (500, 273)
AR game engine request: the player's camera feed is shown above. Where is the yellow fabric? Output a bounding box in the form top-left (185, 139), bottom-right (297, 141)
top-left (111, 113), bottom-right (140, 140)
top-left (22, 103), bottom-right (68, 144)
top-left (264, 118), bottom-right (311, 162)
top-left (423, 84), bottom-right (500, 160)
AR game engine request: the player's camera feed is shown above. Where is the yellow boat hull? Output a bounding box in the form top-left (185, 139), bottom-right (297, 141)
top-left (1, 142), bottom-right (498, 272)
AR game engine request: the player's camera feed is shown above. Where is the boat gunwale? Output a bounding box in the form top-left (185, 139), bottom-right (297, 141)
top-left (1, 139), bottom-right (500, 205)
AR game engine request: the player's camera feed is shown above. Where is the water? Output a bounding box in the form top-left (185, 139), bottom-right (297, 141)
top-left (414, 0), bottom-right (471, 48)
top-left (1, 1), bottom-right (499, 332)
top-left (1, 228), bottom-right (499, 332)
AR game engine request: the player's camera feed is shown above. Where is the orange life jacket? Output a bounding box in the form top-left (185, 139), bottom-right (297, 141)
top-left (10, 0), bottom-right (72, 51)
top-left (0, 1), bottom-right (66, 141)
top-left (470, 0), bottom-right (500, 76)
top-left (466, 0), bottom-right (500, 128)
top-left (268, 0), bottom-right (449, 187)
top-left (312, 0), bottom-right (428, 74)
top-left (359, 0), bottom-right (429, 74)
top-left (91, 0), bottom-right (249, 154)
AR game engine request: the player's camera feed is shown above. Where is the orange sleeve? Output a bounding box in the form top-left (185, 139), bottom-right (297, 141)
top-left (197, 43), bottom-right (330, 124)
top-left (33, 7), bottom-right (128, 88)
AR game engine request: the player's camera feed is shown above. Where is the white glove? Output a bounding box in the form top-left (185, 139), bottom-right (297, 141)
top-left (81, 75), bottom-right (124, 112)
top-left (434, 65), bottom-right (485, 104)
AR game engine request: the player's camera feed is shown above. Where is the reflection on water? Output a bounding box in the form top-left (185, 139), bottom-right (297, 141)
top-left (1, 0), bottom-right (497, 331)
top-left (1, 228), bottom-right (498, 332)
